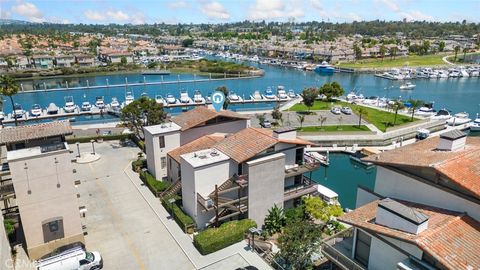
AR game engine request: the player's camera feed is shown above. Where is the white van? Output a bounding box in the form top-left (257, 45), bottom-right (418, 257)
top-left (37, 246), bottom-right (103, 270)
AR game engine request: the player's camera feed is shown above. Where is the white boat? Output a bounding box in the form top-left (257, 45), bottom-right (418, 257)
top-left (29, 104), bottom-right (42, 117)
top-left (471, 114), bottom-right (480, 131)
top-left (63, 96), bottom-right (76, 113)
top-left (251, 90), bottom-right (262, 100)
top-left (179, 90), bottom-right (190, 103)
top-left (399, 82), bottom-right (416, 90)
top-left (166, 94), bottom-right (177, 104)
top-left (0, 112), bottom-right (4, 121)
top-left (12, 103), bottom-right (25, 118)
top-left (316, 184), bottom-right (339, 205)
top-left (193, 90), bottom-right (204, 103)
top-left (47, 103), bottom-right (59, 114)
top-left (228, 92), bottom-right (240, 101)
top-left (81, 101), bottom-right (92, 112)
top-left (277, 86), bottom-right (288, 99)
top-left (438, 70), bottom-right (449, 78)
top-left (459, 67), bottom-right (469, 77)
top-left (287, 89), bottom-right (296, 98)
top-left (95, 97), bottom-right (105, 109)
top-left (430, 109), bottom-right (452, 120)
top-left (155, 95), bottom-right (167, 106)
top-left (124, 92), bottom-right (134, 106)
top-left (264, 87), bottom-right (276, 99)
top-left (110, 97), bottom-right (120, 110)
top-left (415, 106), bottom-right (436, 117)
top-left (447, 112), bottom-right (472, 126)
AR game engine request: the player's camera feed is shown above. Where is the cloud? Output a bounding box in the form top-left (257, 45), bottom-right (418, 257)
top-left (84, 10), bottom-right (106, 21)
top-left (84, 8), bottom-right (147, 24)
top-left (399, 10), bottom-right (434, 21)
top-left (11, 1), bottom-right (44, 22)
top-left (310, 0), bottom-right (328, 18)
top-left (248, 0), bottom-right (304, 21)
top-left (200, 1), bottom-right (230, 20)
top-left (105, 10), bottom-right (129, 21)
top-left (168, 1), bottom-right (190, 9)
top-left (48, 16), bottom-right (70, 24)
top-left (375, 0), bottom-right (399, 12)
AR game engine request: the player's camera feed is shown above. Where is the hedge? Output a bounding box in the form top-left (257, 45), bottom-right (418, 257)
top-left (66, 134), bottom-right (131, 144)
top-left (139, 170), bottom-right (171, 195)
top-left (193, 219), bottom-right (257, 255)
top-left (162, 196), bottom-right (196, 234)
top-left (132, 159), bottom-right (147, 172)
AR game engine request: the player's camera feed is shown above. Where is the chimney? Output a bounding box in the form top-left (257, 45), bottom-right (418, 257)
top-left (272, 127), bottom-right (297, 139)
top-left (376, 198), bottom-right (429, 235)
top-left (437, 130), bottom-right (467, 151)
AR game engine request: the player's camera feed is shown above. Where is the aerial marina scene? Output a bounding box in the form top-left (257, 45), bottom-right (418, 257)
top-left (0, 1), bottom-right (479, 270)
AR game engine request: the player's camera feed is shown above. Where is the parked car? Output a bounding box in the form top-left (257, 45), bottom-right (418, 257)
top-left (260, 120), bottom-right (272, 128)
top-left (341, 107), bottom-right (352, 114)
top-left (330, 107), bottom-right (341, 115)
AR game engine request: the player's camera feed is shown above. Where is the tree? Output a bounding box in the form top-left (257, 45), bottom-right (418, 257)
top-left (215, 86), bottom-right (229, 109)
top-left (271, 106), bottom-right (283, 123)
top-left (297, 114), bottom-right (305, 128)
top-left (182, 38), bottom-right (194, 47)
top-left (379, 44), bottom-right (387, 61)
top-left (422, 40), bottom-right (430, 55)
top-left (390, 101), bottom-right (405, 126)
top-left (462, 47), bottom-right (468, 62)
top-left (120, 56), bottom-right (127, 65)
top-left (278, 221), bottom-right (323, 270)
top-left (389, 46), bottom-right (397, 60)
top-left (300, 87), bottom-right (317, 112)
top-left (303, 196), bottom-right (343, 222)
top-left (121, 96), bottom-right (166, 140)
top-left (408, 99), bottom-right (424, 121)
top-left (353, 43), bottom-right (362, 60)
top-left (318, 114), bottom-right (326, 129)
top-left (454, 45), bottom-right (461, 61)
top-left (0, 75), bottom-right (20, 126)
top-left (357, 107), bottom-right (367, 128)
top-left (438, 41), bottom-right (445, 52)
top-left (263, 205), bottom-right (286, 235)
top-left (319, 82), bottom-right (344, 101)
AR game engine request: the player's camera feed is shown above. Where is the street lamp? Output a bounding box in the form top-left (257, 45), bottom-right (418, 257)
top-left (248, 227), bottom-right (262, 252)
top-left (76, 142), bottom-right (81, 158)
top-left (90, 140), bottom-right (96, 155)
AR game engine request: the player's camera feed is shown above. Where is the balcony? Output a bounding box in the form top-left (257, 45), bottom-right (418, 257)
top-left (320, 228), bottom-right (366, 270)
top-left (285, 162), bottom-right (321, 178)
top-left (0, 178), bottom-right (14, 197)
top-left (283, 175), bottom-right (318, 201)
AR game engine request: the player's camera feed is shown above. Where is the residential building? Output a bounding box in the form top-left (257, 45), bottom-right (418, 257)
top-left (75, 54), bottom-right (96, 67)
top-left (176, 127), bottom-right (320, 229)
top-left (144, 107), bottom-right (250, 180)
top-left (55, 55), bottom-right (76, 67)
top-left (104, 52), bottom-right (133, 64)
top-left (322, 130), bottom-right (480, 270)
top-left (32, 55), bottom-right (54, 69)
top-left (0, 121), bottom-right (84, 260)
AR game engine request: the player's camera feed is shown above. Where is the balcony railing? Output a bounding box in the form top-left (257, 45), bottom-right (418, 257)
top-left (320, 228), bottom-right (366, 270)
top-left (283, 175), bottom-right (318, 201)
top-left (0, 178), bottom-right (14, 197)
top-left (285, 161), bottom-right (321, 178)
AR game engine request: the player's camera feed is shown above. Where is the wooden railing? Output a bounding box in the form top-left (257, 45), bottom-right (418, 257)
top-left (320, 228), bottom-right (366, 270)
top-left (283, 176), bottom-right (318, 201)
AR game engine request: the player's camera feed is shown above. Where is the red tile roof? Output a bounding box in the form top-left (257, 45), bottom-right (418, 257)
top-left (0, 121), bottom-right (72, 145)
top-left (172, 107), bottom-right (249, 131)
top-left (339, 200), bottom-right (480, 270)
top-left (167, 135), bottom-right (225, 163)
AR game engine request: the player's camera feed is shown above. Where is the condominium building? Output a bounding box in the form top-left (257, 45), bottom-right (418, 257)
top-left (0, 121), bottom-right (84, 260)
top-left (174, 127), bottom-right (322, 229)
top-left (32, 55), bottom-right (54, 69)
top-left (144, 107), bottom-right (250, 180)
top-left (322, 130), bottom-right (480, 270)
top-left (55, 55), bottom-right (76, 67)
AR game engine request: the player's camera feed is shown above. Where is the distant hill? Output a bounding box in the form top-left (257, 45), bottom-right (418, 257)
top-left (0, 19), bottom-right (37, 25)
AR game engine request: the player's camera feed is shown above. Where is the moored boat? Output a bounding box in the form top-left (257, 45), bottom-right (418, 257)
top-left (399, 82), bottom-right (416, 90)
top-left (95, 96), bottom-right (105, 109)
top-left (314, 61), bottom-right (335, 74)
top-left (47, 103), bottom-right (59, 114)
top-left (447, 112), bottom-right (472, 126)
top-left (110, 97), bottom-right (120, 110)
top-left (30, 104), bottom-right (42, 117)
top-left (470, 114), bottom-right (480, 132)
top-left (63, 96), bottom-right (76, 113)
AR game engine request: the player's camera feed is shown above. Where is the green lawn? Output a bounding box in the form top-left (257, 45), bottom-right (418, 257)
top-left (297, 125), bottom-right (370, 132)
top-left (288, 100), bottom-right (417, 132)
top-left (337, 54), bottom-right (447, 68)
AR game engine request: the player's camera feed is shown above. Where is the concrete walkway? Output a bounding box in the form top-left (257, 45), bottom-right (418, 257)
top-left (442, 55), bottom-right (455, 66)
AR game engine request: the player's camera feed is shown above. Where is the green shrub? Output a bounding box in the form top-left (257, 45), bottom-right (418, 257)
top-left (162, 196), bottom-right (195, 233)
top-left (132, 159), bottom-right (146, 172)
top-left (139, 170), bottom-right (170, 194)
top-left (193, 219), bottom-right (257, 255)
top-left (3, 219), bottom-right (15, 236)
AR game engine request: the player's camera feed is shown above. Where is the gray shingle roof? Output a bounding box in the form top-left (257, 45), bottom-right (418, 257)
top-left (379, 198), bottom-right (429, 225)
top-left (440, 129), bottom-right (466, 140)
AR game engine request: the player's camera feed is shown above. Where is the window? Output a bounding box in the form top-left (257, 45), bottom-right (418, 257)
top-left (159, 136), bottom-right (165, 148)
top-left (161, 157), bottom-right (166, 169)
top-left (354, 229), bottom-right (371, 266)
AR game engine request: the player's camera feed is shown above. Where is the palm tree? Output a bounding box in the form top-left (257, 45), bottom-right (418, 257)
top-left (297, 114), bottom-right (305, 128)
top-left (390, 101), bottom-right (405, 126)
top-left (462, 47), bottom-right (468, 62)
top-left (357, 107), bottom-right (367, 128)
top-left (454, 45), bottom-right (461, 61)
top-left (0, 75), bottom-right (20, 126)
top-left (408, 99), bottom-right (424, 121)
top-left (318, 114), bottom-right (327, 129)
top-left (264, 205), bottom-right (286, 236)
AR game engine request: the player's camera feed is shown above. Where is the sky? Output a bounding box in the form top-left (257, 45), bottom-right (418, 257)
top-left (0, 0), bottom-right (479, 25)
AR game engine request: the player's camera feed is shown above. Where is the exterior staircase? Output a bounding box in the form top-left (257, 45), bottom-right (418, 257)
top-left (160, 179), bottom-right (182, 199)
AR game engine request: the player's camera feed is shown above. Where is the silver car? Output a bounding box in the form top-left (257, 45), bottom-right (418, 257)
top-left (341, 107), bottom-right (352, 114)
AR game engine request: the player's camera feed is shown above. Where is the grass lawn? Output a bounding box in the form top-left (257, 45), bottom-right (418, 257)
top-left (298, 125), bottom-right (370, 132)
top-left (288, 100), bottom-right (417, 132)
top-left (337, 54), bottom-right (446, 68)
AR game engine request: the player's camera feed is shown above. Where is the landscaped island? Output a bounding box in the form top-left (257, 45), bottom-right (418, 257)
top-left (163, 59), bottom-right (263, 76)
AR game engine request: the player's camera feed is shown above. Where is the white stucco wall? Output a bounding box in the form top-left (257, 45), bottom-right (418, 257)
top-left (368, 236), bottom-right (409, 270)
top-left (356, 187), bottom-right (381, 208)
top-left (376, 207), bottom-right (427, 235)
top-left (145, 129), bottom-right (180, 180)
top-left (374, 166), bottom-right (480, 221)
top-left (180, 120), bottom-right (248, 145)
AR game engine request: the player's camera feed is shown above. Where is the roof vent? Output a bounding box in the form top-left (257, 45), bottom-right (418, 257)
top-left (375, 198), bottom-right (429, 235)
top-left (437, 130), bottom-right (467, 152)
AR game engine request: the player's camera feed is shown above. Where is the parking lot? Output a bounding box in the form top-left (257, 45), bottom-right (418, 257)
top-left (72, 141), bottom-right (195, 270)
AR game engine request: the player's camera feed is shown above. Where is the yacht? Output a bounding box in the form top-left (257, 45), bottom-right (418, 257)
top-left (415, 106), bottom-right (436, 117)
top-left (166, 94), bottom-right (177, 104)
top-left (430, 109), bottom-right (452, 120)
top-left (277, 88), bottom-right (288, 99)
top-left (287, 89), bottom-right (296, 98)
top-left (110, 97), bottom-right (120, 110)
top-left (314, 61), bottom-right (335, 74)
top-left (399, 82), bottom-right (416, 90)
top-left (447, 112), bottom-right (472, 126)
top-left (251, 90), bottom-right (262, 100)
top-left (193, 90), bottom-right (204, 103)
top-left (0, 112), bottom-right (4, 121)
top-left (63, 96), bottom-right (76, 113)
top-left (449, 70), bottom-right (461, 78)
top-left (81, 101), bottom-right (92, 112)
top-left (155, 95), bottom-right (167, 106)
top-left (124, 92), bottom-right (134, 106)
top-left (95, 97), bottom-right (105, 109)
top-left (13, 104), bottom-right (25, 119)
top-left (47, 103), bottom-right (59, 114)
top-left (437, 70), bottom-right (449, 78)
top-left (228, 92), bottom-right (240, 101)
top-left (263, 87), bottom-right (276, 99)
top-left (179, 90), bottom-right (191, 103)
top-left (471, 114), bottom-right (480, 132)
top-left (30, 104), bottom-right (42, 117)
top-left (459, 67), bottom-right (469, 77)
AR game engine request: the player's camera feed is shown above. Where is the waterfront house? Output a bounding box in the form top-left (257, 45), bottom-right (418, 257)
top-left (55, 55), bottom-right (76, 68)
top-left (144, 107), bottom-right (250, 181)
top-left (103, 52), bottom-right (133, 64)
top-left (322, 130), bottom-right (480, 270)
top-left (75, 54), bottom-right (96, 67)
top-left (0, 121), bottom-right (85, 260)
top-left (176, 127), bottom-right (320, 229)
top-left (32, 55), bottom-right (54, 69)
